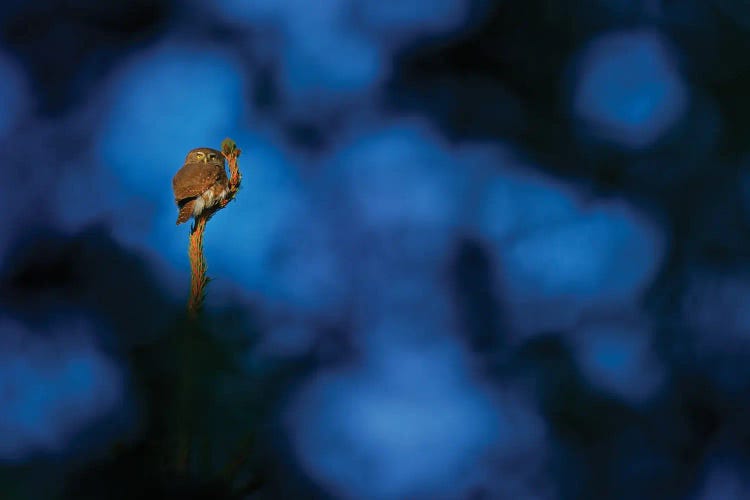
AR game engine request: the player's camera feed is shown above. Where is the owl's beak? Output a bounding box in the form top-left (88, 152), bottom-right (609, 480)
top-left (202, 156), bottom-right (208, 163)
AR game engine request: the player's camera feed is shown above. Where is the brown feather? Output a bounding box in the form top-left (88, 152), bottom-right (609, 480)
top-left (172, 162), bottom-right (227, 203)
top-left (176, 199), bottom-right (196, 225)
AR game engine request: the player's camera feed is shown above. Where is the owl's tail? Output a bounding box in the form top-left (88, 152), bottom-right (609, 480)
top-left (176, 199), bottom-right (196, 225)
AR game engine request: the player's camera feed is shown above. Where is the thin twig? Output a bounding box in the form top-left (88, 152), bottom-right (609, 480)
top-left (187, 217), bottom-right (209, 318)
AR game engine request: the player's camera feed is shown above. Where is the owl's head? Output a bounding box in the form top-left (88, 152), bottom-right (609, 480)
top-left (186, 147), bottom-right (225, 167)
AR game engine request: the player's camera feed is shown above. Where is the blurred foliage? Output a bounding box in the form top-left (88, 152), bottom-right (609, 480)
top-left (4, 0), bottom-right (750, 499)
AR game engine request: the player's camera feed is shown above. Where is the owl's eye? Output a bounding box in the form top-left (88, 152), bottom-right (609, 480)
top-left (195, 152), bottom-right (204, 158)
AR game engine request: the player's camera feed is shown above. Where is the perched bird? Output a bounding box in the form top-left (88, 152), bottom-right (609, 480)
top-left (172, 147), bottom-right (229, 225)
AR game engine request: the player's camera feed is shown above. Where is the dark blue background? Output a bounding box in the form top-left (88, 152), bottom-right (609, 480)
top-left (0, 0), bottom-right (748, 498)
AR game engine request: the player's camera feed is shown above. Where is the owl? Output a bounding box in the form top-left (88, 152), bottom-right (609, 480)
top-left (172, 147), bottom-right (229, 225)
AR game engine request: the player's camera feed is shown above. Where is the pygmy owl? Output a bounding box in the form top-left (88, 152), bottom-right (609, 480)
top-left (172, 147), bottom-right (229, 225)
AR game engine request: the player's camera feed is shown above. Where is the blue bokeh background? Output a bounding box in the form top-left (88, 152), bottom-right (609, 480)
top-left (1, 0), bottom-right (750, 498)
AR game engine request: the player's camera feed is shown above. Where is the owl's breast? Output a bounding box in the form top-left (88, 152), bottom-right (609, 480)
top-left (192, 184), bottom-right (229, 218)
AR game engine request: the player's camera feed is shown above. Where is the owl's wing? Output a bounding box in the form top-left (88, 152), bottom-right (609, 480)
top-left (172, 162), bottom-right (225, 203)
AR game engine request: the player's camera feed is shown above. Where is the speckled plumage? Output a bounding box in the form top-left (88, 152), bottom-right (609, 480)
top-left (172, 147), bottom-right (229, 225)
